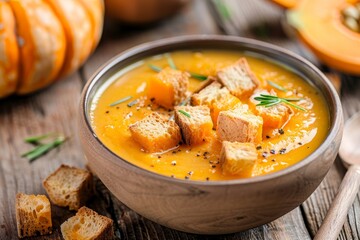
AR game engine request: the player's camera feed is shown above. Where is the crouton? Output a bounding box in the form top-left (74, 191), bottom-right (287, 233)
top-left (16, 193), bottom-right (52, 238)
top-left (220, 141), bottom-right (258, 176)
top-left (217, 104), bottom-right (263, 143)
top-left (43, 165), bottom-right (93, 210)
top-left (191, 82), bottom-right (240, 127)
top-left (191, 81), bottom-right (223, 106)
top-left (129, 112), bottom-right (181, 152)
top-left (147, 67), bottom-right (189, 109)
top-left (174, 105), bottom-right (213, 145)
top-left (250, 90), bottom-right (293, 129)
top-left (217, 58), bottom-right (260, 98)
top-left (61, 206), bottom-right (114, 240)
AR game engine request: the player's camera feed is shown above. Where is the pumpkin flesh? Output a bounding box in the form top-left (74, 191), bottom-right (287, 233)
top-left (288, 0), bottom-right (360, 74)
top-left (0, 1), bottom-right (19, 98)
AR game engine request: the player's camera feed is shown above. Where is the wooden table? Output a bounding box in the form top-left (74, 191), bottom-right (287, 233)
top-left (1, 1), bottom-right (360, 239)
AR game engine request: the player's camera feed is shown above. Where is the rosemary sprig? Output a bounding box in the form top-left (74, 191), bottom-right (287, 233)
top-left (254, 94), bottom-right (306, 111)
top-left (165, 53), bottom-right (177, 70)
top-left (24, 133), bottom-right (55, 144)
top-left (148, 64), bottom-right (162, 73)
top-left (148, 64), bottom-right (208, 81)
top-left (267, 80), bottom-right (288, 92)
top-left (22, 135), bottom-right (66, 162)
top-left (188, 72), bottom-right (208, 81)
top-left (127, 99), bottom-right (138, 107)
top-left (109, 96), bottom-right (132, 107)
top-left (178, 110), bottom-right (191, 118)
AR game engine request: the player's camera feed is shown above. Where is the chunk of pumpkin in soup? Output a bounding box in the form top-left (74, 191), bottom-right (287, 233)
top-left (147, 67), bottom-right (189, 109)
top-left (212, 92), bottom-right (240, 128)
top-left (250, 90), bottom-right (293, 129)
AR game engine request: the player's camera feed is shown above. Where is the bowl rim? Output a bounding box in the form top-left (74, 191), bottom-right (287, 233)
top-left (81, 34), bottom-right (343, 186)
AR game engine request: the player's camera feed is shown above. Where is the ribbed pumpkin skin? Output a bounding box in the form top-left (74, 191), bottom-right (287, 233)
top-left (0, 0), bottom-right (104, 98)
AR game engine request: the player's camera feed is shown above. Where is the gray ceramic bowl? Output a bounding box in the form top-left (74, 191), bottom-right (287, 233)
top-left (79, 35), bottom-right (343, 234)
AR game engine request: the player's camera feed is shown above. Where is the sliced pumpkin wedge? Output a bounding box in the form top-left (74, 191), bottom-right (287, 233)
top-left (46, 0), bottom-right (93, 76)
top-left (0, 1), bottom-right (19, 97)
top-left (287, 0), bottom-right (360, 74)
top-left (9, 0), bottom-right (66, 95)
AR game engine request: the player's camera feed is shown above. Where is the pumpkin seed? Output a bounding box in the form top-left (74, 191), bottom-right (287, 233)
top-left (356, 3), bottom-right (360, 12)
top-left (344, 16), bottom-right (360, 32)
top-left (343, 6), bottom-right (360, 20)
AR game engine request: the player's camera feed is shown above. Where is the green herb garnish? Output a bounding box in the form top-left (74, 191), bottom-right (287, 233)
top-left (148, 64), bottom-right (208, 81)
top-left (109, 96), bottom-right (132, 107)
top-left (254, 94), bottom-right (306, 111)
top-left (24, 133), bottom-right (55, 144)
top-left (22, 135), bottom-right (66, 162)
top-left (148, 64), bottom-right (162, 73)
top-left (165, 53), bottom-right (177, 70)
top-left (188, 72), bottom-right (208, 81)
top-left (267, 80), bottom-right (288, 92)
top-left (127, 99), bottom-right (138, 107)
top-left (178, 110), bottom-right (191, 118)
top-left (213, 0), bottom-right (231, 20)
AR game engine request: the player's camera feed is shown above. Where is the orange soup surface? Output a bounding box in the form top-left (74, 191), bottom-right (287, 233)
top-left (90, 50), bottom-right (330, 181)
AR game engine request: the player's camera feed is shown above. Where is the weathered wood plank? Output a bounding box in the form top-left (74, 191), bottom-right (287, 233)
top-left (302, 76), bottom-right (360, 240)
top-left (0, 73), bottom-right (84, 239)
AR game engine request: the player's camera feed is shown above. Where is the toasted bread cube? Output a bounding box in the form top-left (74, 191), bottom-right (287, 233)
top-left (191, 81), bottom-right (222, 106)
top-left (217, 58), bottom-right (259, 98)
top-left (250, 90), bottom-right (293, 129)
top-left (43, 165), bottom-right (93, 211)
top-left (129, 112), bottom-right (181, 152)
top-left (192, 82), bottom-right (241, 127)
top-left (16, 193), bottom-right (52, 238)
top-left (147, 67), bottom-right (189, 109)
top-left (217, 104), bottom-right (263, 143)
top-left (220, 141), bottom-right (258, 176)
top-left (61, 206), bottom-right (114, 240)
top-left (174, 106), bottom-right (213, 145)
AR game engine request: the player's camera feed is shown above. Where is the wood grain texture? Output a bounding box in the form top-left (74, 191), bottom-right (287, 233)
top-left (0, 72), bottom-right (84, 239)
top-left (314, 165), bottom-right (360, 240)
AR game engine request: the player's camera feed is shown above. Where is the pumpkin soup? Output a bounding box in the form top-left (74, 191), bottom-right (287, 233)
top-left (90, 50), bottom-right (330, 181)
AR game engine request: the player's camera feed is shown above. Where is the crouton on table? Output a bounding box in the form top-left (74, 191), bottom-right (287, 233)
top-left (174, 105), bottom-right (213, 145)
top-left (250, 90), bottom-right (293, 129)
top-left (191, 81), bottom-right (240, 127)
top-left (61, 206), bottom-right (114, 240)
top-left (16, 193), bottom-right (52, 238)
top-left (147, 67), bottom-right (189, 109)
top-left (217, 104), bottom-right (263, 143)
top-left (217, 58), bottom-right (259, 99)
top-left (43, 164), bottom-right (93, 210)
top-left (129, 112), bottom-right (181, 152)
top-left (220, 141), bottom-right (258, 176)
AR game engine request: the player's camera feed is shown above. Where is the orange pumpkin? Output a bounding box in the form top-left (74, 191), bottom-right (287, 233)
top-left (271, 0), bottom-right (360, 75)
top-left (0, 0), bottom-right (104, 98)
